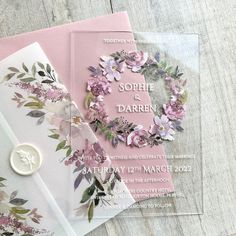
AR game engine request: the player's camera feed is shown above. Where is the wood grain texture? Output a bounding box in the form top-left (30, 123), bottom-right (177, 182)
top-left (0, 0), bottom-right (235, 236)
top-left (111, 1), bottom-right (236, 236)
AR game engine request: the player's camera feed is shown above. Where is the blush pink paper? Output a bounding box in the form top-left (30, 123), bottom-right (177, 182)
top-left (0, 12), bottom-right (131, 92)
top-left (71, 32), bottom-right (174, 201)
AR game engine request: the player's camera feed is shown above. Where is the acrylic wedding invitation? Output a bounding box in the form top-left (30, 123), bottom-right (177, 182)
top-left (70, 31), bottom-right (202, 216)
top-left (70, 32), bottom-right (175, 202)
top-left (0, 43), bottom-right (135, 235)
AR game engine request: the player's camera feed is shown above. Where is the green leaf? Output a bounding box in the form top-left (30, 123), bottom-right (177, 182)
top-left (42, 79), bottom-right (53, 84)
top-left (17, 73), bottom-right (26, 78)
top-left (28, 96), bottom-right (42, 103)
top-left (74, 172), bottom-right (84, 191)
top-left (2, 232), bottom-right (14, 236)
top-left (11, 207), bottom-right (30, 214)
top-left (0, 177), bottom-right (6, 182)
top-left (31, 217), bottom-right (40, 224)
top-left (24, 102), bottom-right (43, 109)
top-left (66, 146), bottom-right (72, 157)
top-left (8, 67), bottom-right (19, 72)
top-left (10, 190), bottom-right (18, 201)
top-left (38, 71), bottom-right (46, 77)
top-left (94, 178), bottom-right (104, 191)
top-left (37, 115), bottom-right (45, 125)
top-left (97, 192), bottom-right (106, 197)
top-left (37, 62), bottom-right (45, 70)
top-left (179, 91), bottom-right (188, 104)
top-left (56, 140), bottom-right (66, 151)
top-left (9, 198), bottom-right (28, 206)
top-left (20, 77), bottom-right (35, 83)
top-left (80, 184), bottom-right (95, 203)
top-left (48, 134), bottom-right (60, 139)
top-left (94, 196), bottom-right (100, 206)
top-left (88, 201), bottom-right (94, 223)
top-left (46, 63), bottom-right (52, 73)
top-left (49, 129), bottom-right (57, 133)
top-left (22, 63), bottom-right (29, 73)
top-left (32, 64), bottom-right (37, 77)
top-left (1, 73), bottom-right (16, 83)
top-left (27, 110), bottom-right (45, 118)
top-left (84, 92), bottom-right (94, 109)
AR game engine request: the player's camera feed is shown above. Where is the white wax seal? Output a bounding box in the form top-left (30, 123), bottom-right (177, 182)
top-left (10, 143), bottom-right (42, 176)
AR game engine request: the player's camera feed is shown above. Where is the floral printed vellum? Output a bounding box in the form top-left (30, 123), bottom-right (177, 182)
top-left (0, 119), bottom-right (69, 236)
top-left (0, 43), bottom-right (135, 236)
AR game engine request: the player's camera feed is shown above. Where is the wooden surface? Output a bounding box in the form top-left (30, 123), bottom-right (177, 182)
top-left (0, 0), bottom-right (235, 236)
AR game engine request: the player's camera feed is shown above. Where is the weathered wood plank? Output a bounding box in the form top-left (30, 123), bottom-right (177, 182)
top-left (0, 0), bottom-right (112, 37)
top-left (42, 0), bottom-right (112, 26)
top-left (111, 0), bottom-right (236, 236)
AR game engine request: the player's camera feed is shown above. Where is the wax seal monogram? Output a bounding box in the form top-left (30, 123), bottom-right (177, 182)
top-left (17, 149), bottom-right (36, 171)
top-left (10, 143), bottom-right (42, 175)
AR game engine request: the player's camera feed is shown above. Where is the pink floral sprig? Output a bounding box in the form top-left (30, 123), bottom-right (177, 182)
top-left (9, 81), bottom-right (70, 102)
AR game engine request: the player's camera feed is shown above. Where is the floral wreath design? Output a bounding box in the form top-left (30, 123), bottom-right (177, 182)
top-left (0, 177), bottom-right (51, 235)
top-left (1, 62), bottom-right (122, 223)
top-left (84, 51), bottom-right (188, 148)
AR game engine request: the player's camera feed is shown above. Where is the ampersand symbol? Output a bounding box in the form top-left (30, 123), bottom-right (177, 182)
top-left (134, 94), bottom-right (141, 101)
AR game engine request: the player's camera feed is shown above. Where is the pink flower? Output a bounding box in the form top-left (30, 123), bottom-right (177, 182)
top-left (165, 77), bottom-right (186, 95)
top-left (86, 97), bottom-right (109, 123)
top-left (46, 88), bottom-right (65, 101)
top-left (126, 51), bottom-right (148, 72)
top-left (0, 216), bottom-right (10, 225)
top-left (163, 101), bottom-right (186, 121)
top-left (87, 77), bottom-right (112, 96)
top-left (59, 120), bottom-right (81, 138)
top-left (83, 140), bottom-right (111, 168)
top-left (127, 125), bottom-right (148, 148)
top-left (149, 115), bottom-right (175, 141)
top-left (100, 56), bottom-right (125, 81)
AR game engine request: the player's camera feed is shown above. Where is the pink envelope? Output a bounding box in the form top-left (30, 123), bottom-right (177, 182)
top-left (0, 12), bottom-right (174, 202)
top-left (0, 12), bottom-right (131, 92)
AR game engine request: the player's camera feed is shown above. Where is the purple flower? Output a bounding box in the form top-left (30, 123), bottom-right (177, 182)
top-left (83, 140), bottom-right (111, 168)
top-left (88, 66), bottom-right (103, 78)
top-left (100, 56), bottom-right (125, 81)
top-left (149, 115), bottom-right (175, 141)
top-left (126, 51), bottom-right (148, 72)
top-left (163, 100), bottom-right (186, 121)
top-left (87, 77), bottom-right (112, 96)
top-left (127, 125), bottom-right (149, 148)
